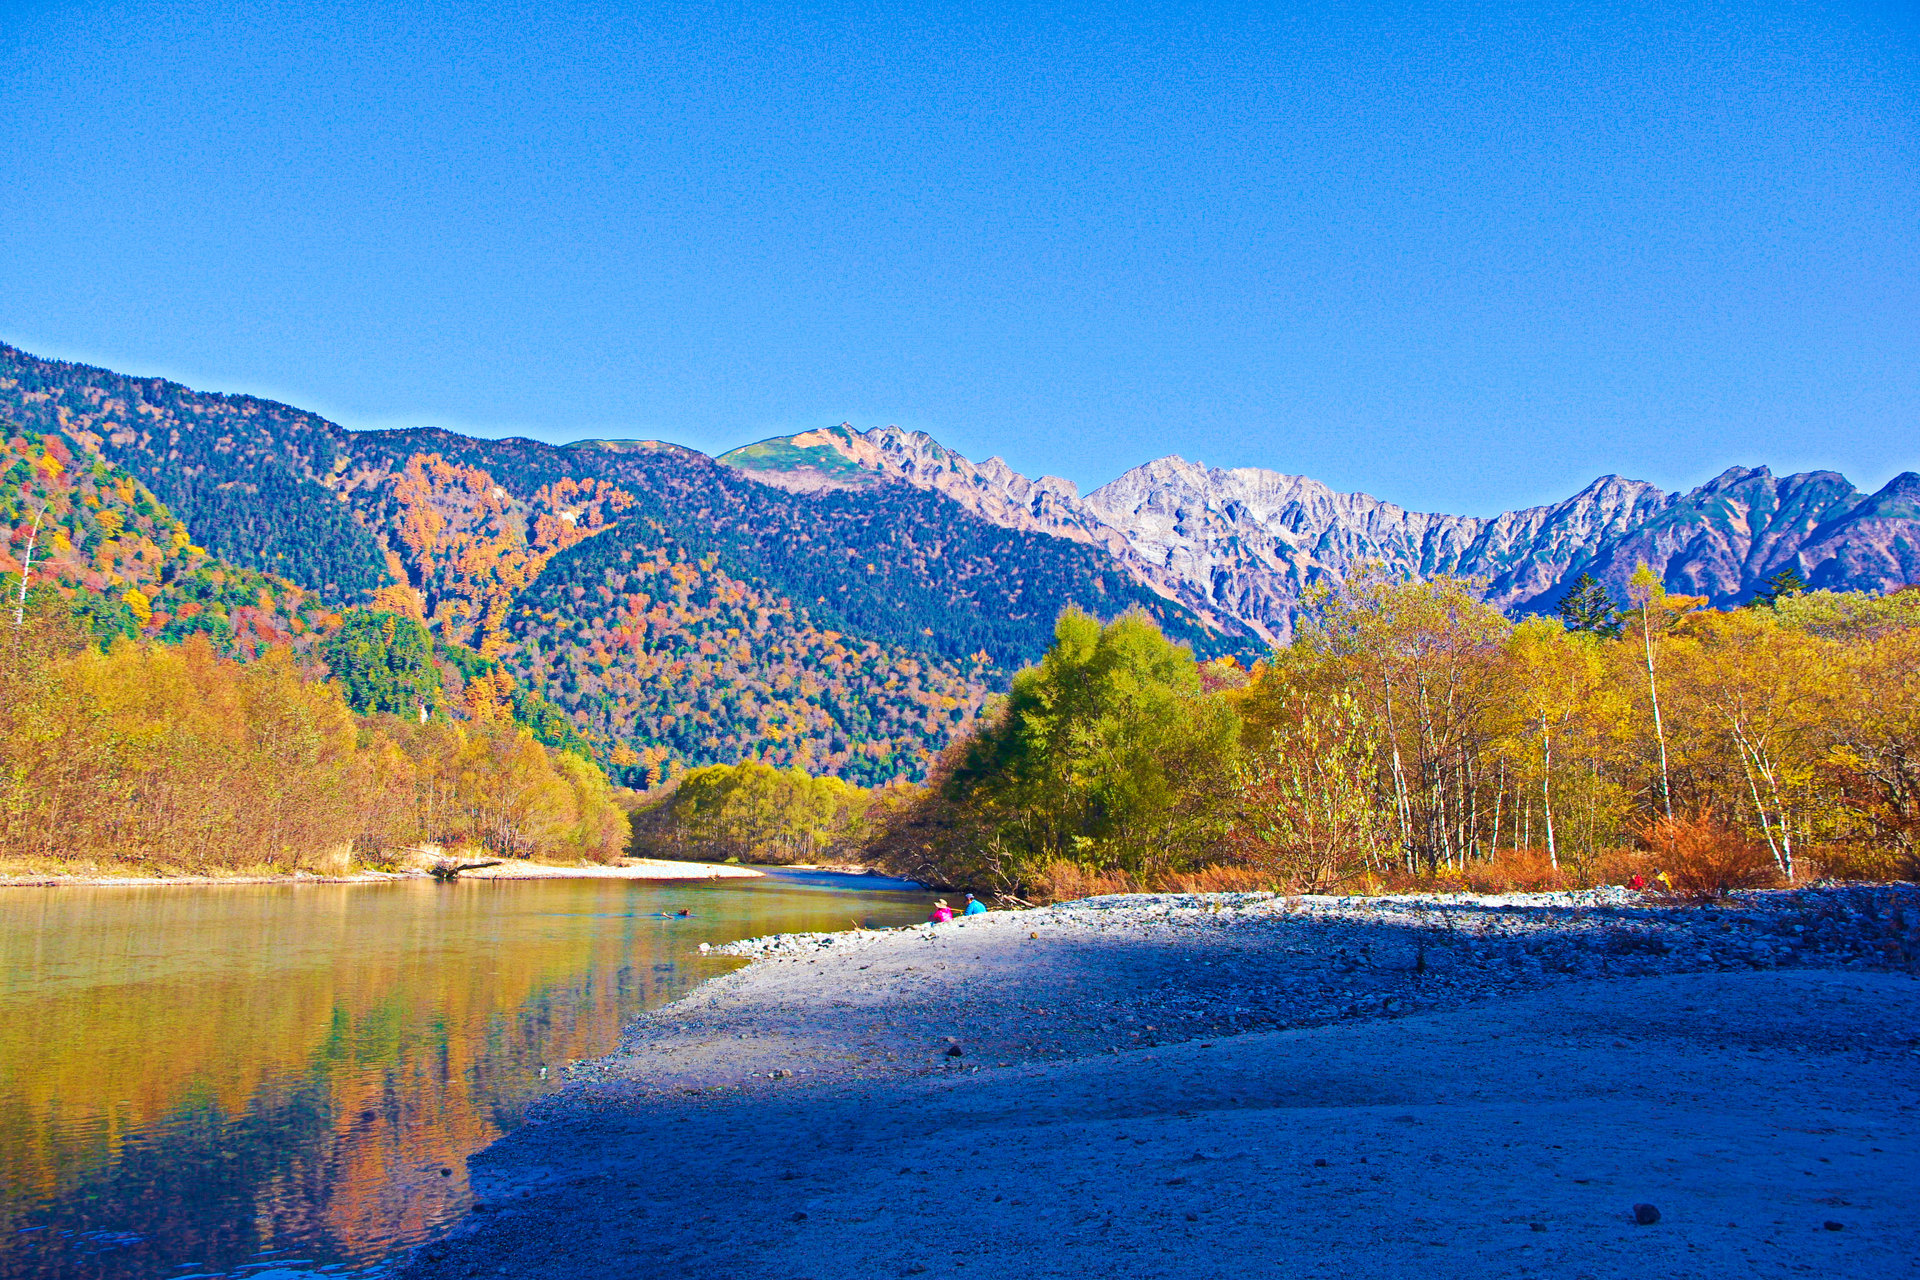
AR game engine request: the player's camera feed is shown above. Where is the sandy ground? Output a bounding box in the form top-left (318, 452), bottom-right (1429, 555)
top-left (401, 888), bottom-right (1920, 1280)
top-left (0, 856), bottom-right (762, 888)
top-left (454, 857), bottom-right (762, 881)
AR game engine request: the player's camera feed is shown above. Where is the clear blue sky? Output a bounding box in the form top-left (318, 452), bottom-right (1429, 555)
top-left (3, 0), bottom-right (1915, 514)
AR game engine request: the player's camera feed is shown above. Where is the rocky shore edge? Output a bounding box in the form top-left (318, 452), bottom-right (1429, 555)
top-left (702, 883), bottom-right (1919, 1029)
top-left (0, 855), bottom-right (763, 889)
top-left (402, 880), bottom-right (1920, 1280)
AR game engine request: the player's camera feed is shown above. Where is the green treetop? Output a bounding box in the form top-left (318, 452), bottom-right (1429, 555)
top-left (948, 607), bottom-right (1240, 876)
top-left (320, 608), bottom-right (444, 718)
top-left (1556, 572), bottom-right (1623, 639)
top-left (1750, 566), bottom-right (1807, 610)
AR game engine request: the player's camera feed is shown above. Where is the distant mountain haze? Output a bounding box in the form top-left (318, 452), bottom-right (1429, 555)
top-left (3, 341), bottom-right (1914, 782)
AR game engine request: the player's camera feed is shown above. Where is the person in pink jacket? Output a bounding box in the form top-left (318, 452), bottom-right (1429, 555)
top-left (930, 899), bottom-right (954, 923)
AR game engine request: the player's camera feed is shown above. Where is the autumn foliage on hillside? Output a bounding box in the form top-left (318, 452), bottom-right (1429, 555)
top-left (340, 438), bottom-right (1212, 782)
top-left (324, 440), bottom-right (1130, 782)
top-left (503, 542), bottom-right (993, 787)
top-left (364, 452), bottom-right (635, 651)
top-left (0, 348), bottom-right (391, 597)
top-left (0, 430), bottom-right (329, 654)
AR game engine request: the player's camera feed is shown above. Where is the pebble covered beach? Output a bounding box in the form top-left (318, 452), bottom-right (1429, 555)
top-left (404, 884), bottom-right (1920, 1280)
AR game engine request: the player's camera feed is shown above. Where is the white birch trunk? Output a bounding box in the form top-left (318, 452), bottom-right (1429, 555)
top-left (1540, 710), bottom-right (1557, 869)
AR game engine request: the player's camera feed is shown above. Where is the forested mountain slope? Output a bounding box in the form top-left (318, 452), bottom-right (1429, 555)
top-left (503, 539), bottom-right (991, 786)
top-left (718, 424), bottom-right (1238, 632)
top-left (0, 428), bottom-right (331, 652)
top-left (332, 426), bottom-right (1225, 782)
top-left (0, 344), bottom-right (1226, 784)
top-left (340, 423), bottom-right (1225, 670)
top-left (0, 346), bottom-right (389, 598)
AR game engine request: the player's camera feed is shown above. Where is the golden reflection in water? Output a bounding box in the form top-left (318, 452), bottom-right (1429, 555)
top-left (0, 874), bottom-right (931, 1278)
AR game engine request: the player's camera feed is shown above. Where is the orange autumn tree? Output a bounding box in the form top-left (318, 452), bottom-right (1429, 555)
top-left (0, 602), bottom-right (626, 871)
top-left (379, 453), bottom-right (633, 652)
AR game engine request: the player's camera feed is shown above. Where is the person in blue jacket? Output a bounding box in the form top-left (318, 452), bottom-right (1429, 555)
top-left (963, 893), bottom-right (988, 916)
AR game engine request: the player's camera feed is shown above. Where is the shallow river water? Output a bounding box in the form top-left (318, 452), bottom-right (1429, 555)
top-left (0, 870), bottom-right (936, 1279)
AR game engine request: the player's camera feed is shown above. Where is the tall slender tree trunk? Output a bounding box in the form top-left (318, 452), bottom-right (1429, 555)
top-left (1540, 710), bottom-right (1557, 869)
top-left (1489, 758), bottom-right (1504, 857)
top-left (1773, 777), bottom-right (1795, 883)
top-left (1641, 601), bottom-right (1674, 819)
top-left (1416, 675), bottom-right (1449, 874)
top-left (1736, 740), bottom-right (1783, 875)
top-left (1462, 748), bottom-right (1479, 862)
top-left (1731, 720), bottom-right (1796, 882)
top-left (1382, 674), bottom-right (1413, 872)
top-left (13, 506), bottom-right (45, 627)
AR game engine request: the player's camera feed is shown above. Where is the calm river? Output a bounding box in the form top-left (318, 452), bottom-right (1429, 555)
top-left (0, 870), bottom-right (936, 1279)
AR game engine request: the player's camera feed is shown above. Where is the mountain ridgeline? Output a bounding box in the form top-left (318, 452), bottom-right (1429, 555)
top-left (0, 344), bottom-right (1225, 783)
top-left (723, 424), bottom-right (1920, 643)
top-left (3, 342), bottom-right (1915, 783)
top-left (0, 351), bottom-right (392, 599)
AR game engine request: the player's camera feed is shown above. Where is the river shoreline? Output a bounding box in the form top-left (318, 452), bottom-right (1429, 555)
top-left (403, 884), bottom-right (1920, 1280)
top-left (0, 855), bottom-right (765, 889)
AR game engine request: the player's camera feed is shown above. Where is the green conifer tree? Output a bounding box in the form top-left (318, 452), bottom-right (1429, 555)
top-left (1750, 566), bottom-right (1807, 609)
top-left (319, 608), bottom-right (444, 717)
top-left (1556, 572), bottom-right (1623, 639)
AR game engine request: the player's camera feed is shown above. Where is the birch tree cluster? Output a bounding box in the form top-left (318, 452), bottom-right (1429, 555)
top-left (0, 609), bottom-right (628, 871)
top-left (628, 759), bottom-right (878, 864)
top-left (866, 577), bottom-right (1920, 898)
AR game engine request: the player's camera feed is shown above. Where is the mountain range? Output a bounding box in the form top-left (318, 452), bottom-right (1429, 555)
top-left (722, 423), bottom-right (1920, 642)
top-left (0, 345), bottom-right (1214, 785)
top-left (3, 341), bottom-right (1915, 782)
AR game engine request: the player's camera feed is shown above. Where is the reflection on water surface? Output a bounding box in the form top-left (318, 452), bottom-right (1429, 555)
top-left (0, 871), bottom-right (933, 1278)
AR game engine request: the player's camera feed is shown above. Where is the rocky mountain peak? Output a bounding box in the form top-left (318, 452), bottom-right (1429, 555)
top-left (720, 422), bottom-right (1919, 643)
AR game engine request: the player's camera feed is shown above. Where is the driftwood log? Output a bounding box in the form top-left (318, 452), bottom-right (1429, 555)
top-left (429, 860), bottom-right (504, 881)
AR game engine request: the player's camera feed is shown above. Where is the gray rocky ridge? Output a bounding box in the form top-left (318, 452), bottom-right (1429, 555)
top-left (723, 425), bottom-right (1920, 641)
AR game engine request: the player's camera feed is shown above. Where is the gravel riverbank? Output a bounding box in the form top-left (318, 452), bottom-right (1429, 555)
top-left (0, 855), bottom-right (762, 888)
top-left (402, 885), bottom-right (1920, 1280)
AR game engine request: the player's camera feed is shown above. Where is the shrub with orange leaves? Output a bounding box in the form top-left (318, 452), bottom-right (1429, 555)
top-left (1028, 859), bottom-right (1140, 902)
top-left (1639, 814), bottom-right (1782, 901)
